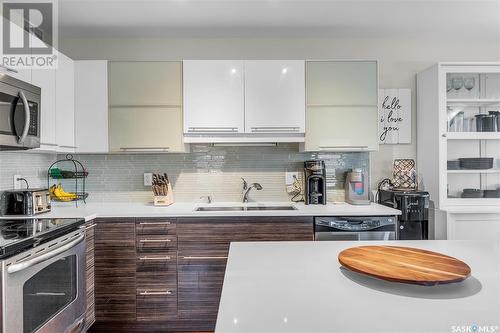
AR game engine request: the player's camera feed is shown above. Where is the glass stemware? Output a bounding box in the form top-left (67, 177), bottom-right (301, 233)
top-left (464, 77), bottom-right (475, 91)
top-left (452, 77), bottom-right (463, 91)
top-left (447, 78), bottom-right (453, 92)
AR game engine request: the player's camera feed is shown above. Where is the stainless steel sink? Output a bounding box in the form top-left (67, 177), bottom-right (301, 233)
top-left (195, 205), bottom-right (297, 212)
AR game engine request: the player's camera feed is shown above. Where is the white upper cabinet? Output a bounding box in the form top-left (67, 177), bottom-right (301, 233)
top-left (75, 61), bottom-right (109, 153)
top-left (0, 20), bottom-right (32, 82)
top-left (183, 60), bottom-right (245, 134)
top-left (55, 50), bottom-right (76, 152)
top-left (244, 60), bottom-right (305, 134)
top-left (32, 66), bottom-right (56, 149)
top-left (108, 61), bottom-right (186, 153)
top-left (304, 60), bottom-right (378, 152)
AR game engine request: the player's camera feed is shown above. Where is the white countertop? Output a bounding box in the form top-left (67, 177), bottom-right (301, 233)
top-left (216, 240), bottom-right (500, 333)
top-left (444, 206), bottom-right (500, 214)
top-left (0, 202), bottom-right (400, 221)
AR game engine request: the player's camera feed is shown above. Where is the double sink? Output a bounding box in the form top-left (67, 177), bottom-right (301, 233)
top-left (195, 205), bottom-right (297, 212)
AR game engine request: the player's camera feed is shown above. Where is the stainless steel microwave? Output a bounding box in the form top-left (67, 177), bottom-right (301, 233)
top-left (0, 74), bottom-right (41, 150)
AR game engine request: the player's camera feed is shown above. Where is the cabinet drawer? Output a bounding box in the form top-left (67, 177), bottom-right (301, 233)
top-left (136, 235), bottom-right (177, 252)
top-left (136, 252), bottom-right (177, 270)
top-left (136, 219), bottom-right (176, 235)
top-left (136, 288), bottom-right (178, 321)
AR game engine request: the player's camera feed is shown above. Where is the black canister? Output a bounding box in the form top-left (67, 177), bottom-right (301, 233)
top-left (488, 111), bottom-right (500, 132)
top-left (475, 114), bottom-right (497, 132)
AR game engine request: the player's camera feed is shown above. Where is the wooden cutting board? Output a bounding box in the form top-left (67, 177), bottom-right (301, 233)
top-left (338, 246), bottom-right (471, 286)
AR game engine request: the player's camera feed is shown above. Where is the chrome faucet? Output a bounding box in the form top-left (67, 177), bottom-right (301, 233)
top-left (241, 178), bottom-right (263, 203)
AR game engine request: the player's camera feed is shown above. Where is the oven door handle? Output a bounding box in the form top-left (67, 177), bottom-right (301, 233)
top-left (7, 234), bottom-right (85, 274)
top-left (17, 90), bottom-right (30, 144)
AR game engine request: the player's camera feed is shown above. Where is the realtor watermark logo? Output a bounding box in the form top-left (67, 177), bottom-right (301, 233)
top-left (452, 324), bottom-right (499, 333)
top-left (1, 0), bottom-right (58, 69)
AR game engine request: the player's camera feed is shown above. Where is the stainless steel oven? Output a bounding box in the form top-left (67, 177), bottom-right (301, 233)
top-left (1, 229), bottom-right (86, 333)
top-left (0, 74), bottom-right (41, 150)
top-left (314, 216), bottom-right (397, 241)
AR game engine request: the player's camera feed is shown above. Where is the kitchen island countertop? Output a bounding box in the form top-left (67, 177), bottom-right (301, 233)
top-left (216, 240), bottom-right (500, 333)
top-left (0, 202), bottom-right (400, 221)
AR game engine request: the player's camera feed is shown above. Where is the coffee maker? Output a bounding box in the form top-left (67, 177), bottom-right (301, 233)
top-left (304, 160), bottom-right (327, 205)
top-left (378, 189), bottom-right (430, 240)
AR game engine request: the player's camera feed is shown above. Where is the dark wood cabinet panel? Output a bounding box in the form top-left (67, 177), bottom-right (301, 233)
top-left (177, 257), bottom-right (227, 322)
top-left (176, 216), bottom-right (314, 328)
top-left (84, 220), bottom-right (96, 331)
top-left (94, 219), bottom-right (136, 322)
top-left (136, 288), bottom-right (178, 321)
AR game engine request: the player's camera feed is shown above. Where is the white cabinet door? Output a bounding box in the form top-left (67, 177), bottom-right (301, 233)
top-left (244, 60), bottom-right (305, 133)
top-left (183, 60), bottom-right (244, 134)
top-left (75, 61), bottom-right (109, 153)
top-left (304, 61), bottom-right (378, 152)
top-left (32, 67), bottom-right (57, 150)
top-left (55, 51), bottom-right (75, 152)
top-left (0, 21), bottom-right (32, 82)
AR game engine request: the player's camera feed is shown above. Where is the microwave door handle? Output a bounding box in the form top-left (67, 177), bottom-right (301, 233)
top-left (17, 90), bottom-right (30, 144)
top-left (7, 234), bottom-right (85, 274)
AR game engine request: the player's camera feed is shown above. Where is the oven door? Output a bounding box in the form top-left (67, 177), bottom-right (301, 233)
top-left (0, 78), bottom-right (40, 150)
top-left (2, 231), bottom-right (86, 333)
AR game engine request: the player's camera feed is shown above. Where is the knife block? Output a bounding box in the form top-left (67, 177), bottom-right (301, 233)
top-left (153, 184), bottom-right (174, 206)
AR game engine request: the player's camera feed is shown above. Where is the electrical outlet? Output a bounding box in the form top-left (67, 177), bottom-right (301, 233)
top-left (285, 172), bottom-right (299, 186)
top-left (13, 175), bottom-right (21, 189)
top-left (143, 173), bottom-right (153, 186)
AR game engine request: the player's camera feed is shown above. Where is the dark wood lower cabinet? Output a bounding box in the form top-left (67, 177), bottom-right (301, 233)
top-left (89, 216), bottom-right (313, 332)
top-left (93, 218), bottom-right (137, 323)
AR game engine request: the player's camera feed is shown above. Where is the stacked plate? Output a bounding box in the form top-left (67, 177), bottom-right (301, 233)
top-left (459, 158), bottom-right (494, 170)
top-left (447, 160), bottom-right (460, 170)
top-left (484, 188), bottom-right (500, 198)
top-left (461, 189), bottom-right (484, 198)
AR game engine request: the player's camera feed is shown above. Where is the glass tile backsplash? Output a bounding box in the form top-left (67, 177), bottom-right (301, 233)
top-left (0, 144), bottom-right (369, 203)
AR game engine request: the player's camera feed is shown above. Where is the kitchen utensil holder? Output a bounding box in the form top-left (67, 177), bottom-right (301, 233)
top-left (153, 184), bottom-right (174, 206)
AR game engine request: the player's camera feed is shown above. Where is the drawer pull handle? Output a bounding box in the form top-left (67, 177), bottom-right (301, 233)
top-left (85, 223), bottom-right (97, 230)
top-left (139, 239), bottom-right (172, 243)
top-left (139, 256), bottom-right (172, 261)
top-left (139, 290), bottom-right (172, 296)
top-left (138, 222), bottom-right (172, 225)
top-left (181, 256), bottom-right (228, 260)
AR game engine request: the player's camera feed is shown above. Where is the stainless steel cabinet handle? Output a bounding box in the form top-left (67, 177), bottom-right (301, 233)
top-left (139, 290), bottom-right (172, 296)
top-left (318, 145), bottom-right (368, 150)
top-left (138, 221), bottom-right (171, 225)
top-left (120, 147), bottom-right (170, 152)
top-left (139, 239), bottom-right (172, 243)
top-left (181, 256), bottom-right (228, 260)
top-left (251, 127), bottom-right (300, 132)
top-left (17, 90), bottom-right (30, 144)
top-left (85, 223), bottom-right (97, 230)
top-left (7, 234), bottom-right (85, 274)
top-left (187, 127), bottom-right (238, 133)
top-left (138, 256), bottom-right (172, 261)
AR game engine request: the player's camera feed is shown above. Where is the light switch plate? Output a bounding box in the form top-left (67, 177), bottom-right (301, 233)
top-left (143, 173), bottom-right (153, 186)
top-left (285, 172), bottom-right (299, 186)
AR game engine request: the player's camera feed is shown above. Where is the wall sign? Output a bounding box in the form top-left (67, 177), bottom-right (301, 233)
top-left (378, 89), bottom-right (411, 144)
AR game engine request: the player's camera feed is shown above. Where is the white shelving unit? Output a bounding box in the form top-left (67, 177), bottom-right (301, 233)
top-left (417, 62), bottom-right (500, 240)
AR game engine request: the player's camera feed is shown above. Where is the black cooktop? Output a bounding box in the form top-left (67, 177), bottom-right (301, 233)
top-left (0, 218), bottom-right (85, 259)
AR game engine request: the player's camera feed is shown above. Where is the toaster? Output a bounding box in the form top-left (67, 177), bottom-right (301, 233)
top-left (1, 188), bottom-right (51, 215)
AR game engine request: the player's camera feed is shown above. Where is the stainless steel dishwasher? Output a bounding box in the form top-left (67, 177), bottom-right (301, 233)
top-left (314, 216), bottom-right (397, 241)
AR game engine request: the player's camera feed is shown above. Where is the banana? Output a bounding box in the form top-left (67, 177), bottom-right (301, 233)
top-left (51, 184), bottom-right (77, 201)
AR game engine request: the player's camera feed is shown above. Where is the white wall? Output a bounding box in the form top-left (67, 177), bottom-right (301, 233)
top-left (60, 36), bottom-right (500, 189)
